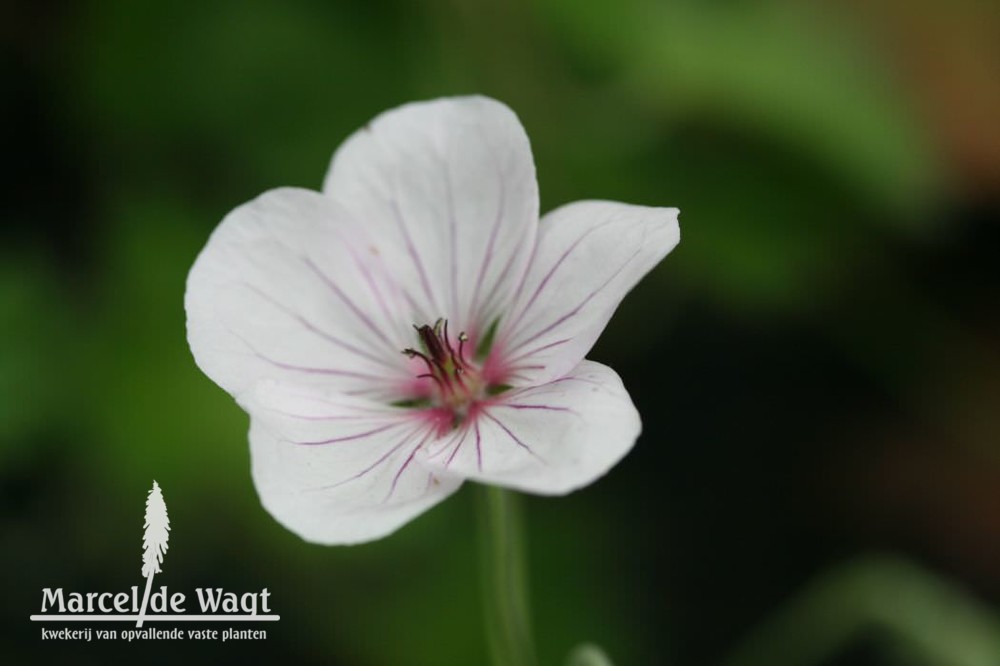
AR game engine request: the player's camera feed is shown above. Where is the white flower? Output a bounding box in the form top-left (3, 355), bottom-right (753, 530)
top-left (185, 96), bottom-right (679, 545)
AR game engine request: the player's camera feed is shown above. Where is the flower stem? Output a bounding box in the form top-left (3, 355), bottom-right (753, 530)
top-left (478, 485), bottom-right (538, 666)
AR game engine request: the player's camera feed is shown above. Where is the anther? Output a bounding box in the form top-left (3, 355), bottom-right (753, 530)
top-left (402, 319), bottom-right (484, 409)
top-left (457, 331), bottom-right (470, 368)
top-left (403, 348), bottom-right (439, 376)
top-left (417, 324), bottom-right (447, 364)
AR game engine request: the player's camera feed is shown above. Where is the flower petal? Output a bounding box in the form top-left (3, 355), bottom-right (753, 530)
top-left (323, 96), bottom-right (539, 335)
top-left (418, 361), bottom-right (640, 495)
top-left (185, 187), bottom-right (418, 402)
top-left (248, 380), bottom-right (463, 545)
top-left (496, 201), bottom-right (679, 386)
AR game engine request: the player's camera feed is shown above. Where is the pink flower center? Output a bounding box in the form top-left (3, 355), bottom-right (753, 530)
top-left (402, 319), bottom-right (487, 420)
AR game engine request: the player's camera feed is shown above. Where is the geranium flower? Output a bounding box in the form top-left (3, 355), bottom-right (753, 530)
top-left (185, 96), bottom-right (679, 544)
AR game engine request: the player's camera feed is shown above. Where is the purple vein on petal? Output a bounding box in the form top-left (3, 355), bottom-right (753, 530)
top-left (261, 408), bottom-right (395, 422)
top-left (401, 287), bottom-right (430, 325)
top-left (343, 239), bottom-right (404, 343)
top-left (424, 425), bottom-right (461, 460)
top-left (467, 158), bottom-right (507, 325)
top-left (509, 245), bottom-right (642, 353)
top-left (481, 410), bottom-right (545, 463)
top-left (504, 218), bottom-right (617, 337)
top-left (545, 375), bottom-right (607, 389)
top-left (258, 387), bottom-right (395, 416)
top-left (502, 338), bottom-right (571, 366)
top-left (427, 428), bottom-right (469, 469)
top-left (308, 423), bottom-right (426, 492)
top-left (387, 195), bottom-right (441, 316)
top-left (436, 150), bottom-right (460, 319)
top-left (474, 420), bottom-right (483, 471)
top-left (503, 227), bottom-right (541, 322)
top-left (254, 355), bottom-right (383, 380)
top-left (239, 281), bottom-right (398, 371)
top-left (227, 328), bottom-right (386, 380)
top-left (341, 386), bottom-right (404, 399)
top-left (301, 255), bottom-right (394, 348)
top-left (362, 131), bottom-right (441, 316)
top-left (493, 402), bottom-right (576, 414)
top-left (385, 428), bottom-right (436, 501)
top-left (475, 234), bottom-right (523, 329)
top-left (502, 371), bottom-right (544, 385)
top-left (373, 131), bottom-right (444, 316)
top-left (291, 419), bottom-right (410, 446)
top-left (504, 364), bottom-right (546, 380)
top-left (444, 427), bottom-right (470, 469)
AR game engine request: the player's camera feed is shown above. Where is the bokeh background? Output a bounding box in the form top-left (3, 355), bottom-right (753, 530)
top-left (4, 1), bottom-right (1000, 664)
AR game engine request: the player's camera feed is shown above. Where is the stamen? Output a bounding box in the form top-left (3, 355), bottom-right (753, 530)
top-left (402, 348), bottom-right (437, 376)
top-left (442, 320), bottom-right (467, 373)
top-left (457, 331), bottom-right (470, 369)
top-left (451, 365), bottom-right (468, 391)
top-left (417, 324), bottom-right (447, 363)
top-left (401, 319), bottom-right (488, 420)
top-left (417, 372), bottom-right (448, 394)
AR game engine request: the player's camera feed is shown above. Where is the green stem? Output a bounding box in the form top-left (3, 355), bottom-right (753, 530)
top-left (478, 485), bottom-right (538, 666)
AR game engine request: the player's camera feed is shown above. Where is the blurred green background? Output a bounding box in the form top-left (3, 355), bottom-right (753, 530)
top-left (4, 0), bottom-right (1000, 664)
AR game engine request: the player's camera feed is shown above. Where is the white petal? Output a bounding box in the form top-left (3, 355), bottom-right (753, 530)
top-left (185, 187), bottom-right (418, 402)
top-left (323, 96), bottom-right (538, 337)
top-left (248, 381), bottom-right (463, 545)
top-left (418, 361), bottom-right (640, 495)
top-left (496, 201), bottom-right (679, 386)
